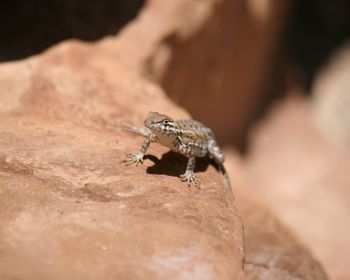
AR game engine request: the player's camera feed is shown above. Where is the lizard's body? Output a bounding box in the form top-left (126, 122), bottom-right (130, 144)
top-left (124, 112), bottom-right (232, 193)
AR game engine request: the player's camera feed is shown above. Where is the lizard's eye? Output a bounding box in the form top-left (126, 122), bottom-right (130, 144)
top-left (162, 120), bottom-right (170, 125)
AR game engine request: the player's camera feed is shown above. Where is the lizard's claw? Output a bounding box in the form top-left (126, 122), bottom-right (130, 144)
top-left (124, 152), bottom-right (144, 166)
top-left (180, 171), bottom-right (201, 188)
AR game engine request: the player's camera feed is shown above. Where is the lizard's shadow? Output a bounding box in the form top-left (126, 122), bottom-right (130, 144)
top-left (145, 151), bottom-right (211, 177)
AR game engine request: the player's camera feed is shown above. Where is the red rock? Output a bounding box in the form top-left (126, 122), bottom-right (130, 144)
top-left (312, 42), bottom-right (350, 154)
top-left (222, 151), bottom-right (327, 279)
top-left (245, 95), bottom-right (350, 279)
top-left (0, 50), bottom-right (244, 280)
top-left (144, 0), bottom-right (290, 147)
top-left (0, 1), bottom-right (327, 279)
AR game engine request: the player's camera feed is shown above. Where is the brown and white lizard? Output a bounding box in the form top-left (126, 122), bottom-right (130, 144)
top-left (123, 112), bottom-right (232, 193)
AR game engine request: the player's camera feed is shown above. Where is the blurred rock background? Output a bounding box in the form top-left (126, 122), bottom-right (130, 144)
top-left (1, 0), bottom-right (350, 279)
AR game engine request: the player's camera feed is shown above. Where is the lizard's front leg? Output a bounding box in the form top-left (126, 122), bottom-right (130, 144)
top-left (124, 133), bottom-right (154, 165)
top-left (180, 156), bottom-right (201, 187)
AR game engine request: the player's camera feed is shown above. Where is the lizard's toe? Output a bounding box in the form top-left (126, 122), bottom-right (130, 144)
top-left (124, 153), bottom-right (144, 166)
top-left (180, 172), bottom-right (201, 188)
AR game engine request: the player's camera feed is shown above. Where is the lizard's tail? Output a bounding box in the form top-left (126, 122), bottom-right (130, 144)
top-left (119, 123), bottom-right (150, 137)
top-left (218, 164), bottom-right (235, 199)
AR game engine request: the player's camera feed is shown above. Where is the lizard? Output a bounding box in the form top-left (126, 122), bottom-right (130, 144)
top-left (123, 111), bottom-right (233, 193)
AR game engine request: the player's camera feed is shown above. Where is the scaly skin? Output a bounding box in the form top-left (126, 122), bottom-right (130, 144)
top-left (123, 112), bottom-right (232, 193)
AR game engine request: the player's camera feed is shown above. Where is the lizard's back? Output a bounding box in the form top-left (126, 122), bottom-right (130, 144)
top-left (177, 119), bottom-right (224, 164)
top-left (175, 119), bottom-right (216, 158)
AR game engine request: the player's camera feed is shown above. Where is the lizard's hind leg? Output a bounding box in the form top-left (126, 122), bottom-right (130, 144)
top-left (208, 139), bottom-right (224, 164)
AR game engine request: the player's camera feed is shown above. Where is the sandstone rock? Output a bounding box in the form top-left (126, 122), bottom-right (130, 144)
top-left (0, 1), bottom-right (245, 278)
top-left (144, 0), bottom-right (290, 147)
top-left (223, 151), bottom-right (327, 279)
top-left (245, 95), bottom-right (350, 279)
top-left (0, 41), bottom-right (244, 280)
top-left (0, 39), bottom-right (244, 280)
top-left (312, 42), bottom-right (350, 154)
top-left (238, 192), bottom-right (327, 280)
top-left (0, 1), bottom-right (327, 279)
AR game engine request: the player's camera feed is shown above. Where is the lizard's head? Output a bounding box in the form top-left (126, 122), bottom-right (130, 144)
top-left (144, 112), bottom-right (176, 135)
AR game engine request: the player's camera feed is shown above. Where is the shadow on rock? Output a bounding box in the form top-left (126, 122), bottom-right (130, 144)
top-left (145, 151), bottom-right (211, 177)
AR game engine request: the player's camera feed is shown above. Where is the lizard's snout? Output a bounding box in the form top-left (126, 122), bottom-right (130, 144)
top-left (144, 112), bottom-right (155, 128)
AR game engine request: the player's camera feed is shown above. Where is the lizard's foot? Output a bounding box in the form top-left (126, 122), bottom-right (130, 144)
top-left (180, 171), bottom-right (201, 188)
top-left (124, 152), bottom-right (144, 166)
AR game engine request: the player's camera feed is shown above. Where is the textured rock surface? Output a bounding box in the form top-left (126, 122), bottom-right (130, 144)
top-left (0, 0), bottom-right (328, 279)
top-left (0, 41), bottom-right (245, 280)
top-left (0, 123), bottom-right (243, 280)
top-left (245, 95), bottom-right (350, 279)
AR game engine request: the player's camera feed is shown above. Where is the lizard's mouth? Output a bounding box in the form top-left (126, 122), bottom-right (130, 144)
top-left (144, 120), bottom-right (163, 135)
top-left (144, 119), bottom-right (154, 130)
top-left (144, 112), bottom-right (155, 129)
top-left (144, 112), bottom-right (161, 131)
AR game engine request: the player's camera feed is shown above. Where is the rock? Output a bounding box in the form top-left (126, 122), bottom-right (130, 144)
top-left (0, 42), bottom-right (245, 280)
top-left (0, 1), bottom-right (327, 279)
top-left (238, 192), bottom-right (327, 280)
top-left (245, 95), bottom-right (350, 279)
top-left (312, 42), bottom-right (350, 154)
top-left (223, 151), bottom-right (328, 279)
top-left (144, 0), bottom-right (290, 147)
top-left (0, 1), bottom-right (245, 278)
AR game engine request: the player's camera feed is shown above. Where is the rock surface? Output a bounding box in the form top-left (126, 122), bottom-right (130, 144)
top-left (312, 42), bottom-right (350, 154)
top-left (245, 95), bottom-right (350, 279)
top-left (238, 192), bottom-right (327, 280)
top-left (0, 0), bottom-right (328, 279)
top-left (0, 40), bottom-right (245, 280)
top-left (224, 152), bottom-right (328, 280)
top-left (144, 0), bottom-right (290, 147)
